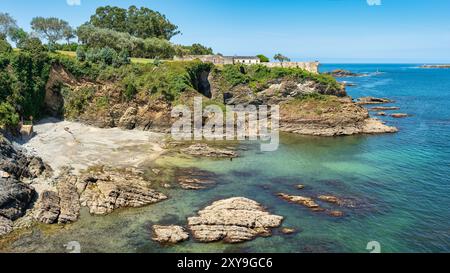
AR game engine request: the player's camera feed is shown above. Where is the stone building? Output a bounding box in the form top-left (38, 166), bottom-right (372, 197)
top-left (173, 55), bottom-right (319, 74)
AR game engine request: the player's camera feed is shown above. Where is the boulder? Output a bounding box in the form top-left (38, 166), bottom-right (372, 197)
top-left (34, 191), bottom-right (61, 224)
top-left (152, 225), bottom-right (189, 244)
top-left (187, 197), bottom-right (283, 243)
top-left (0, 177), bottom-right (35, 221)
top-left (118, 106), bottom-right (138, 130)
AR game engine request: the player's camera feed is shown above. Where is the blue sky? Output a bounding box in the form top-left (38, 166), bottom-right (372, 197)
top-left (1, 0), bottom-right (450, 63)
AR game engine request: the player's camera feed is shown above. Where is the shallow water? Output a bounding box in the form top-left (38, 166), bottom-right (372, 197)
top-left (2, 64), bottom-right (450, 253)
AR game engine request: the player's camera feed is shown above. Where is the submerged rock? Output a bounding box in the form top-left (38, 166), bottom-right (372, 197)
top-left (357, 97), bottom-right (394, 105)
top-left (325, 69), bottom-right (368, 78)
top-left (281, 227), bottom-right (296, 234)
top-left (369, 106), bottom-right (400, 111)
top-left (181, 143), bottom-right (238, 158)
top-left (187, 197), bottom-right (283, 243)
top-left (390, 113), bottom-right (409, 118)
top-left (152, 225), bottom-right (189, 244)
top-left (175, 168), bottom-right (217, 190)
top-left (277, 193), bottom-right (324, 212)
top-left (327, 210), bottom-right (344, 217)
top-left (296, 184), bottom-right (305, 190)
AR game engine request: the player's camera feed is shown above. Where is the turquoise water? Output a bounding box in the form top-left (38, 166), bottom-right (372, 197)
top-left (3, 64), bottom-right (450, 253)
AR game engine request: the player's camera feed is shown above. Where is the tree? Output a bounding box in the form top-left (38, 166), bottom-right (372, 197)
top-left (63, 25), bottom-right (76, 45)
top-left (0, 12), bottom-right (17, 40)
top-left (274, 53), bottom-right (290, 63)
top-left (89, 5), bottom-right (180, 40)
top-left (257, 54), bottom-right (270, 62)
top-left (31, 17), bottom-right (70, 45)
top-left (9, 28), bottom-right (29, 47)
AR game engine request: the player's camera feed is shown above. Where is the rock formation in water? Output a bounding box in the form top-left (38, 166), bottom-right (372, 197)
top-left (181, 143), bottom-right (238, 158)
top-left (187, 197), bottom-right (283, 243)
top-left (325, 69), bottom-right (368, 78)
top-left (152, 225), bottom-right (189, 244)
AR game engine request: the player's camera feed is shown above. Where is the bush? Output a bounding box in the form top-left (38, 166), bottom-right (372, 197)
top-left (19, 37), bottom-right (47, 55)
top-left (76, 46), bottom-right (86, 61)
top-left (0, 39), bottom-right (12, 54)
top-left (0, 102), bottom-right (19, 128)
top-left (257, 54), bottom-right (270, 62)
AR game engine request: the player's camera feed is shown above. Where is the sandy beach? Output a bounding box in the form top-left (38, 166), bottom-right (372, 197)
top-left (17, 118), bottom-right (166, 176)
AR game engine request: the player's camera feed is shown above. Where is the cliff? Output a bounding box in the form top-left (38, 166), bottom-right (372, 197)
top-left (42, 59), bottom-right (396, 136)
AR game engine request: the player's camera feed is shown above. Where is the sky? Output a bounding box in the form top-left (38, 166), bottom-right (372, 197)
top-left (1, 0), bottom-right (450, 63)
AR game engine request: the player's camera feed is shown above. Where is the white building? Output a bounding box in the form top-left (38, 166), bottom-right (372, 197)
top-left (232, 56), bottom-right (261, 65)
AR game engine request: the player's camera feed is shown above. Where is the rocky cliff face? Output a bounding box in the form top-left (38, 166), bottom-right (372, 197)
top-left (44, 64), bottom-right (396, 137)
top-left (0, 133), bottom-right (52, 236)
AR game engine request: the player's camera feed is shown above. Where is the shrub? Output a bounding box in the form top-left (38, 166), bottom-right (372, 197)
top-left (0, 38), bottom-right (12, 54)
top-left (0, 102), bottom-right (19, 128)
top-left (257, 54), bottom-right (270, 62)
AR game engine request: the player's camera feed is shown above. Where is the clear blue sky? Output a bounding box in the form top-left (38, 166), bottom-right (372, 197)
top-left (1, 0), bottom-right (450, 63)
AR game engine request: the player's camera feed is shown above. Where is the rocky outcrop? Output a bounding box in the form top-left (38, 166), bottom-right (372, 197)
top-left (118, 106), bottom-right (138, 130)
top-left (0, 177), bottom-right (35, 221)
top-left (152, 225), bottom-right (189, 244)
top-left (325, 69), bottom-right (368, 78)
top-left (0, 216), bottom-right (13, 236)
top-left (357, 97), bottom-right (394, 105)
top-left (79, 168), bottom-right (167, 215)
top-left (187, 197), bottom-right (283, 243)
top-left (0, 135), bottom-right (52, 180)
top-left (34, 191), bottom-right (61, 224)
top-left (280, 97), bottom-right (398, 136)
top-left (175, 167), bottom-right (217, 190)
top-left (390, 113), bottom-right (409, 118)
top-left (181, 143), bottom-right (238, 158)
top-left (56, 174), bottom-right (80, 224)
top-left (277, 193), bottom-right (324, 212)
top-left (369, 106), bottom-right (400, 111)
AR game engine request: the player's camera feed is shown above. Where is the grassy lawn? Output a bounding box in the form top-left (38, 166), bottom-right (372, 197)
top-left (56, 50), bottom-right (157, 64)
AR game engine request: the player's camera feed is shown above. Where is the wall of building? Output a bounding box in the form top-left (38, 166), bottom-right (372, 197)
top-left (173, 56), bottom-right (320, 74)
top-left (260, 62), bottom-right (320, 74)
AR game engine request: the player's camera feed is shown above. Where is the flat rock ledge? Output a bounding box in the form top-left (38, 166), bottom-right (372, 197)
top-left (181, 144), bottom-right (238, 158)
top-left (357, 97), bottom-right (394, 105)
top-left (187, 197), bottom-right (283, 243)
top-left (33, 167), bottom-right (168, 224)
top-left (277, 193), bottom-right (346, 217)
top-left (152, 225), bottom-right (189, 244)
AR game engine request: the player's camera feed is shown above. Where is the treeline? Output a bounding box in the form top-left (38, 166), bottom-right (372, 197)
top-left (0, 5), bottom-right (213, 61)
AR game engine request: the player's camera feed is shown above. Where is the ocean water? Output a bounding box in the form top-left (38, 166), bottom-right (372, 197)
top-left (2, 64), bottom-right (450, 253)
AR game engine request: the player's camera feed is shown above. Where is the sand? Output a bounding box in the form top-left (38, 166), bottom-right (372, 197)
top-left (18, 118), bottom-right (166, 176)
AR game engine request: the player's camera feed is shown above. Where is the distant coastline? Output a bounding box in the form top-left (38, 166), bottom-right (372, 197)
top-left (419, 64), bottom-right (450, 69)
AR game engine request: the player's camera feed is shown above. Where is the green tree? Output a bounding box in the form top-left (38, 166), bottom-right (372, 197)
top-left (63, 25), bottom-right (76, 45)
top-left (9, 28), bottom-right (29, 47)
top-left (257, 54), bottom-right (270, 62)
top-left (89, 5), bottom-right (180, 40)
top-left (274, 53), bottom-right (290, 63)
top-left (0, 12), bottom-right (17, 40)
top-left (31, 17), bottom-right (70, 45)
